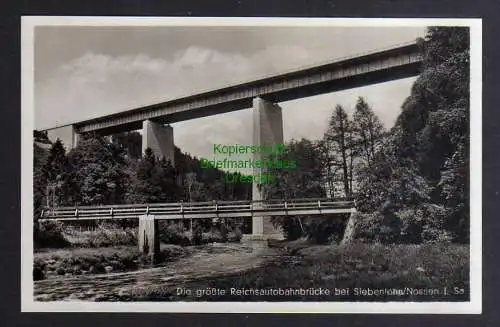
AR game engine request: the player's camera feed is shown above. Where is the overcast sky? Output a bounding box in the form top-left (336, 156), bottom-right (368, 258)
top-left (34, 25), bottom-right (427, 159)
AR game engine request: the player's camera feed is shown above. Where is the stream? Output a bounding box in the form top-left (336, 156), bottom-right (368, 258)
top-left (34, 242), bottom-right (278, 301)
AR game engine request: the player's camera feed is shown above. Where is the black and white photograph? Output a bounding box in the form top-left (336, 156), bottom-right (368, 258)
top-left (21, 17), bottom-right (482, 313)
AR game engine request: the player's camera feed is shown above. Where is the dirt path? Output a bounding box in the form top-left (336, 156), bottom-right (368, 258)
top-left (34, 242), bottom-right (278, 301)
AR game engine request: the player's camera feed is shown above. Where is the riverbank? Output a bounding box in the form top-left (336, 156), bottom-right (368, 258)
top-left (33, 243), bottom-right (189, 280)
top-left (34, 242), bottom-right (271, 301)
top-left (121, 242), bottom-right (470, 302)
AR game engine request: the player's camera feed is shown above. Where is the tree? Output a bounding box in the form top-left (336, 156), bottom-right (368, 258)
top-left (128, 148), bottom-right (166, 203)
top-left (42, 139), bottom-right (72, 206)
top-left (438, 142), bottom-right (469, 242)
top-left (43, 139), bottom-right (69, 182)
top-left (261, 139), bottom-right (334, 242)
top-left (184, 172), bottom-right (204, 202)
top-left (159, 157), bottom-right (180, 201)
top-left (353, 27), bottom-right (470, 243)
top-left (323, 105), bottom-right (354, 198)
top-left (68, 133), bottom-right (130, 205)
top-left (398, 27), bottom-right (469, 241)
top-left (352, 97), bottom-right (386, 167)
top-left (33, 143), bottom-right (49, 218)
top-left (111, 131), bottom-right (142, 159)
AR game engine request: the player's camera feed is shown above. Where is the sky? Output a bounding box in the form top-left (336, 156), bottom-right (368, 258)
top-left (34, 24), bottom-right (427, 160)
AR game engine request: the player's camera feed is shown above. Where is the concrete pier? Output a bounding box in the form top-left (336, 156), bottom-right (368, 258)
top-left (252, 97), bottom-right (285, 241)
top-left (46, 125), bottom-right (80, 152)
top-left (142, 120), bottom-right (175, 166)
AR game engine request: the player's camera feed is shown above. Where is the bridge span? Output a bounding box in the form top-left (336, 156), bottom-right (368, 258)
top-left (42, 41), bottom-right (423, 155)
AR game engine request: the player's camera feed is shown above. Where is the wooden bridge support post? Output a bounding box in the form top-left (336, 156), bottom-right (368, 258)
top-left (251, 97), bottom-right (285, 244)
top-left (138, 215), bottom-right (160, 261)
top-left (340, 210), bottom-right (358, 245)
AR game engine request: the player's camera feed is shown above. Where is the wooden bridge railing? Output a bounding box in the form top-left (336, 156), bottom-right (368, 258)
top-left (38, 198), bottom-right (356, 221)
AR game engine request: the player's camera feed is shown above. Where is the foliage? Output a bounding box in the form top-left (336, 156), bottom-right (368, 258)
top-left (33, 143), bottom-right (49, 219)
top-left (355, 138), bottom-right (432, 213)
top-left (322, 105), bottom-right (354, 197)
top-left (261, 139), bottom-right (349, 243)
top-left (349, 27), bottom-right (470, 243)
top-left (34, 221), bottom-right (70, 249)
top-left (67, 133), bottom-right (130, 205)
top-left (128, 148), bottom-right (170, 203)
top-left (82, 223), bottom-right (138, 247)
top-left (111, 131), bottom-right (142, 159)
top-left (158, 222), bottom-right (191, 246)
top-left (351, 97), bottom-right (386, 167)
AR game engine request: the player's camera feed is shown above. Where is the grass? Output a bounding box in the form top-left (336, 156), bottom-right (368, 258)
top-left (123, 242), bottom-right (469, 302)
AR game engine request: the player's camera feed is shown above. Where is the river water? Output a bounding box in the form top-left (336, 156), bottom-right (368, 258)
top-left (34, 242), bottom-right (277, 301)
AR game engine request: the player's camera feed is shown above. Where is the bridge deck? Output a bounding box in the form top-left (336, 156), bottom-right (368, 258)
top-left (42, 42), bottom-right (422, 135)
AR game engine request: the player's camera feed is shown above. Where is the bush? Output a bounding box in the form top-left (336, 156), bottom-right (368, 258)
top-left (272, 214), bottom-right (347, 244)
top-left (201, 231), bottom-right (224, 243)
top-left (397, 204), bottom-right (453, 244)
top-left (228, 227), bottom-right (243, 243)
top-left (421, 227), bottom-right (454, 244)
top-left (304, 215), bottom-right (347, 244)
top-left (84, 223), bottom-right (137, 247)
top-left (34, 221), bottom-right (70, 249)
top-left (397, 208), bottom-right (423, 243)
top-left (159, 223), bottom-right (191, 245)
top-left (272, 216), bottom-right (304, 241)
top-left (421, 204), bottom-right (454, 244)
top-left (354, 211), bottom-right (401, 244)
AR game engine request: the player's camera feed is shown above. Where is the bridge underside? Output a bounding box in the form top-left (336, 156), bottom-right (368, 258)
top-left (70, 61), bottom-right (421, 136)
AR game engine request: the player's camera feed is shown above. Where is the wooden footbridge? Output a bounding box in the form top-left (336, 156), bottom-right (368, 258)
top-left (38, 198), bottom-right (356, 257)
top-left (39, 198), bottom-right (356, 221)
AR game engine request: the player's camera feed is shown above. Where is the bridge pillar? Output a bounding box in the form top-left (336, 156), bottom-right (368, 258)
top-left (138, 214), bottom-right (160, 260)
top-left (251, 97), bottom-right (284, 242)
top-left (46, 125), bottom-right (80, 152)
top-left (142, 120), bottom-right (175, 166)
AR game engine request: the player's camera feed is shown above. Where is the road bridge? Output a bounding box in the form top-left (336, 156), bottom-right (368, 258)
top-left (42, 41), bottom-right (422, 152)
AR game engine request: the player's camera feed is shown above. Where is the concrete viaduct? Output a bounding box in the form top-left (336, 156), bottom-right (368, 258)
top-left (41, 41), bottom-right (423, 241)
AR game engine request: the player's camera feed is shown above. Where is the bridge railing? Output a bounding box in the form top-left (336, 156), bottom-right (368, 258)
top-left (39, 198), bottom-right (356, 220)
